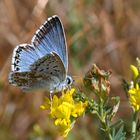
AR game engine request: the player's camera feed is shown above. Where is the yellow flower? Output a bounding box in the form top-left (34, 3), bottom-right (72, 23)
top-left (40, 88), bottom-right (87, 137)
top-left (128, 84), bottom-right (140, 111)
top-left (130, 65), bottom-right (139, 80)
top-left (40, 97), bottom-right (50, 110)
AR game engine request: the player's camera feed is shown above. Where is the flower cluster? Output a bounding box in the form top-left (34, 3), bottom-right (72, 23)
top-left (128, 83), bottom-right (140, 111)
top-left (128, 64), bottom-right (140, 112)
top-left (40, 88), bottom-right (87, 137)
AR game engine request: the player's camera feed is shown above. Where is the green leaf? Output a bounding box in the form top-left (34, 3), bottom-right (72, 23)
top-left (111, 121), bottom-right (126, 140)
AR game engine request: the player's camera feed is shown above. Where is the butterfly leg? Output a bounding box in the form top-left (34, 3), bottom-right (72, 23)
top-left (49, 91), bottom-right (53, 110)
top-left (67, 85), bottom-right (72, 92)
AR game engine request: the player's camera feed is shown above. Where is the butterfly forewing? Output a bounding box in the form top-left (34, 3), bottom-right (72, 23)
top-left (11, 44), bottom-right (40, 72)
top-left (32, 15), bottom-right (68, 71)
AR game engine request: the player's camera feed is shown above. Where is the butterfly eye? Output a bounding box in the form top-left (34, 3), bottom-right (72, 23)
top-left (66, 76), bottom-right (73, 86)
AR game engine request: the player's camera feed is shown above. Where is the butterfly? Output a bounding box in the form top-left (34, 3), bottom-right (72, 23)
top-left (9, 15), bottom-right (73, 93)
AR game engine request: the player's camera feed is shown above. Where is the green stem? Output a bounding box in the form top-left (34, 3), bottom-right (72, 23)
top-left (99, 98), bottom-right (104, 117)
top-left (100, 118), bottom-right (113, 140)
top-left (131, 111), bottom-right (138, 140)
top-left (108, 132), bottom-right (113, 140)
top-left (99, 98), bottom-right (113, 140)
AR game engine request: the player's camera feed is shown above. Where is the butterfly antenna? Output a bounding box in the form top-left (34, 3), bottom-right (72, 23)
top-left (72, 75), bottom-right (82, 79)
top-left (72, 75), bottom-right (94, 80)
top-left (73, 75), bottom-right (86, 86)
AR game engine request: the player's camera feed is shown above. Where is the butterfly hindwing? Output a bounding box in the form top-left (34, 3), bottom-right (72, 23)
top-left (9, 52), bottom-right (66, 91)
top-left (30, 52), bottom-right (66, 81)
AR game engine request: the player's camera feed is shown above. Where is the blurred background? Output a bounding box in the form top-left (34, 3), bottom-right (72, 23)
top-left (0, 0), bottom-right (140, 139)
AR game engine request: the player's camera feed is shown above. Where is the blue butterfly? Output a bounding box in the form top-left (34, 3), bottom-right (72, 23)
top-left (9, 15), bottom-right (73, 93)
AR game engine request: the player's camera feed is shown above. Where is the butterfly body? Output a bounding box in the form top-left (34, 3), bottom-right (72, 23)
top-left (9, 15), bottom-right (72, 93)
